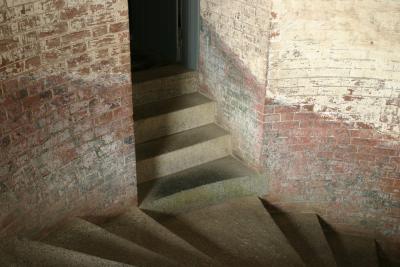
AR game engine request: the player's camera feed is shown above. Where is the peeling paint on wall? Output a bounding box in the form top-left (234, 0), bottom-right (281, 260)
top-left (199, 0), bottom-right (400, 243)
top-left (263, 0), bottom-right (400, 241)
top-left (268, 0), bottom-right (400, 137)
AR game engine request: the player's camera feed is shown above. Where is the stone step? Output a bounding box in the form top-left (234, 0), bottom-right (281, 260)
top-left (42, 218), bottom-right (179, 267)
top-left (0, 244), bottom-right (24, 266)
top-left (140, 156), bottom-right (267, 215)
top-left (135, 92), bottom-right (215, 144)
top-left (271, 213), bottom-right (337, 267)
top-left (98, 208), bottom-right (216, 267)
top-left (136, 124), bottom-right (231, 183)
top-left (325, 232), bottom-right (379, 267)
top-left (159, 196), bottom-right (305, 267)
top-left (133, 65), bottom-right (197, 105)
top-left (1, 238), bottom-right (133, 267)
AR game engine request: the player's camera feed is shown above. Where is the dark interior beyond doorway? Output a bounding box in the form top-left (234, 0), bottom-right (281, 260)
top-left (130, 0), bottom-right (180, 71)
top-left (129, 0), bottom-right (199, 79)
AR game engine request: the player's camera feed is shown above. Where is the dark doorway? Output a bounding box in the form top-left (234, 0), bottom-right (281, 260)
top-left (129, 0), bottom-right (199, 77)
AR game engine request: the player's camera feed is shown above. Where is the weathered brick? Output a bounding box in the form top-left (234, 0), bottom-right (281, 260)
top-left (265, 114), bottom-right (280, 122)
top-left (61, 30), bottom-right (90, 45)
top-left (351, 138), bottom-right (380, 147)
top-left (70, 18), bottom-right (86, 31)
top-left (2, 79), bottom-right (19, 95)
top-left (109, 21), bottom-right (128, 33)
top-left (95, 110), bottom-right (113, 125)
top-left (92, 25), bottom-right (108, 37)
top-left (119, 54), bottom-right (130, 65)
top-left (38, 22), bottom-right (68, 38)
top-left (72, 42), bottom-right (87, 54)
top-left (88, 35), bottom-right (115, 48)
top-left (273, 121), bottom-right (300, 130)
top-left (60, 6), bottom-right (87, 20)
top-left (45, 37), bottom-right (61, 49)
top-left (281, 112), bottom-right (294, 121)
top-left (22, 94), bottom-right (40, 109)
top-left (0, 0), bottom-right (135, 238)
top-left (25, 56), bottom-right (41, 70)
top-left (91, 58), bottom-right (115, 72)
top-left (42, 51), bottom-right (60, 64)
top-left (275, 105), bottom-right (300, 113)
top-left (112, 63), bottom-right (130, 74)
top-left (294, 112), bottom-right (318, 121)
top-left (67, 53), bottom-right (91, 69)
top-left (1, 61), bottom-right (24, 78)
top-left (117, 31), bottom-right (129, 43)
top-left (261, 0), bottom-right (400, 240)
top-left (89, 4), bottom-right (105, 13)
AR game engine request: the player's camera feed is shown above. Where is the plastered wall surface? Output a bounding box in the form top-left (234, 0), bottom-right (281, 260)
top-left (0, 0), bottom-right (136, 237)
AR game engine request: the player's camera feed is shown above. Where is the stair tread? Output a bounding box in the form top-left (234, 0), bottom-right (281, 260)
top-left (136, 123), bottom-right (229, 161)
top-left (134, 67), bottom-right (197, 107)
top-left (272, 213), bottom-right (337, 267)
top-left (0, 245), bottom-right (22, 266)
top-left (42, 218), bottom-right (178, 267)
top-left (133, 64), bottom-right (193, 84)
top-left (134, 92), bottom-right (215, 144)
top-left (160, 196), bottom-right (305, 267)
top-left (326, 232), bottom-right (379, 267)
top-left (100, 208), bottom-right (215, 267)
top-left (135, 92), bottom-right (212, 121)
top-left (139, 156), bottom-right (258, 198)
top-left (1, 238), bottom-right (133, 267)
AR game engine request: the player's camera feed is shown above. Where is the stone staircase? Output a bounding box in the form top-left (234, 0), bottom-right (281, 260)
top-left (0, 71), bottom-right (384, 266)
top-left (133, 70), bottom-right (266, 214)
top-left (0, 197), bottom-right (381, 267)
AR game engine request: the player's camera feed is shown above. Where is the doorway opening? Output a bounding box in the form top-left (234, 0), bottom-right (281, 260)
top-left (128, 0), bottom-right (200, 82)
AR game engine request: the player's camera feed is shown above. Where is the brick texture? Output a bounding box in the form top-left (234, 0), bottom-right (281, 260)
top-left (0, 0), bottom-right (135, 237)
top-left (265, 0), bottom-right (400, 242)
top-left (199, 0), bottom-right (270, 166)
top-left (262, 102), bottom-right (400, 241)
top-left (199, 0), bottom-right (400, 243)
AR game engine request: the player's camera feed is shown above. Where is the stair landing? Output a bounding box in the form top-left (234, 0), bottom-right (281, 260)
top-left (140, 156), bottom-right (266, 215)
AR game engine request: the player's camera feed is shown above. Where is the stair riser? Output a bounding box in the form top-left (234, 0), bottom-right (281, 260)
top-left (42, 219), bottom-right (179, 267)
top-left (141, 175), bottom-right (268, 215)
top-left (5, 240), bottom-right (130, 267)
top-left (272, 214), bottom-right (338, 267)
top-left (134, 72), bottom-right (198, 106)
top-left (135, 102), bottom-right (216, 144)
top-left (100, 211), bottom-right (215, 267)
top-left (159, 197), bottom-right (305, 267)
top-left (137, 135), bottom-right (231, 183)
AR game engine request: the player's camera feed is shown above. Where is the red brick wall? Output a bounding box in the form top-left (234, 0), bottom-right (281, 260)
top-left (262, 101), bottom-right (400, 241)
top-left (264, 0), bottom-right (400, 242)
top-left (0, 0), bottom-right (136, 237)
top-left (199, 0), bottom-right (270, 166)
top-left (199, 0), bottom-right (400, 243)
